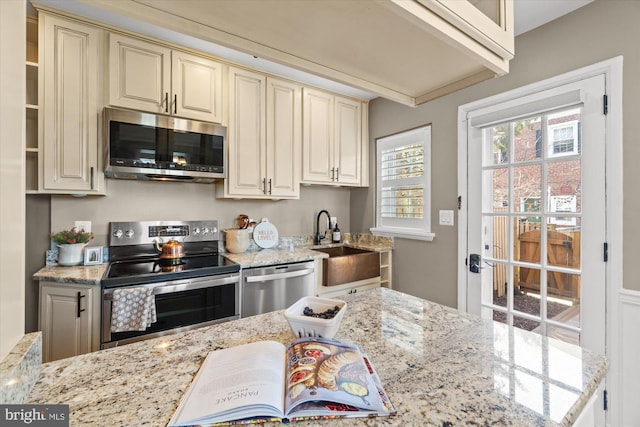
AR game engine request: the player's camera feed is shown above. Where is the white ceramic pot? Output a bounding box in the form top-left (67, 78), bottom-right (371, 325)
top-left (225, 229), bottom-right (251, 253)
top-left (57, 243), bottom-right (86, 266)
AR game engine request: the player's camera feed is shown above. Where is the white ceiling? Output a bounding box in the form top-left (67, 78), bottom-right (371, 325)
top-left (514, 0), bottom-right (593, 36)
top-left (30, 0), bottom-right (594, 102)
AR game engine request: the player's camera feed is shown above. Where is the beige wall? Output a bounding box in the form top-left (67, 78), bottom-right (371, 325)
top-left (358, 0), bottom-right (640, 306)
top-left (0, 0), bottom-right (26, 359)
top-left (33, 179), bottom-right (351, 333)
top-left (49, 180), bottom-right (351, 247)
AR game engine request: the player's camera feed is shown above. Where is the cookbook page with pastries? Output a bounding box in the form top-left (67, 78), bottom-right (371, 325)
top-left (283, 338), bottom-right (395, 420)
top-left (168, 340), bottom-right (286, 426)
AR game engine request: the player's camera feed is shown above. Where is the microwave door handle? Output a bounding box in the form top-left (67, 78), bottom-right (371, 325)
top-left (245, 268), bottom-right (314, 283)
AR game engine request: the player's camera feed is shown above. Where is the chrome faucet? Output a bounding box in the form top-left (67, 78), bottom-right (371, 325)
top-left (315, 210), bottom-right (332, 245)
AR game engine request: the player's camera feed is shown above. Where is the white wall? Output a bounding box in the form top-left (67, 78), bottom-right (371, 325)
top-left (0, 0), bottom-right (26, 359)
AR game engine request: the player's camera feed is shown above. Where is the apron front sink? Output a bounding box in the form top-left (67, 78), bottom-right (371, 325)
top-left (313, 247), bottom-right (380, 286)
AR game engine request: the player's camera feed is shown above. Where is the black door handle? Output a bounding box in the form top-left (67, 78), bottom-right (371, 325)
top-left (469, 254), bottom-right (481, 273)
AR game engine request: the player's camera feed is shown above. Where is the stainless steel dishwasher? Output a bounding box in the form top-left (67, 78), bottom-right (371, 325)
top-left (241, 261), bottom-right (315, 317)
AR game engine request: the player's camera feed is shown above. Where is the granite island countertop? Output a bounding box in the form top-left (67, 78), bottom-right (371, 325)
top-left (26, 288), bottom-right (606, 426)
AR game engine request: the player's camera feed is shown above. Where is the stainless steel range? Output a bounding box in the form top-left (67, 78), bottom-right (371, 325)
top-left (101, 220), bottom-right (240, 349)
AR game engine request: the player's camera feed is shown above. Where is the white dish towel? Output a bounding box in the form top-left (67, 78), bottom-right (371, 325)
top-left (110, 286), bottom-right (157, 332)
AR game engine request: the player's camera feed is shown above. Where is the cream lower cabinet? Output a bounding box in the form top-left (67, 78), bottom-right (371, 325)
top-left (39, 281), bottom-right (100, 362)
top-left (40, 13), bottom-right (105, 194)
top-left (317, 277), bottom-right (381, 299)
top-left (302, 88), bottom-right (365, 186)
top-left (220, 67), bottom-right (300, 199)
top-left (109, 33), bottom-right (224, 123)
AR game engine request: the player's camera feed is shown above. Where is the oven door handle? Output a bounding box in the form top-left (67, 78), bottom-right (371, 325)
top-left (103, 274), bottom-right (239, 300)
top-left (245, 268), bottom-right (314, 283)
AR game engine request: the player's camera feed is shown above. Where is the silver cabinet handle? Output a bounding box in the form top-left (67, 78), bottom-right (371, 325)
top-left (245, 268), bottom-right (314, 283)
top-left (268, 178), bottom-right (272, 195)
top-left (335, 167), bottom-right (339, 181)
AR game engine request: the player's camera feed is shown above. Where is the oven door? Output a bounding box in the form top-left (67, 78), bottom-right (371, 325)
top-left (102, 273), bottom-right (239, 349)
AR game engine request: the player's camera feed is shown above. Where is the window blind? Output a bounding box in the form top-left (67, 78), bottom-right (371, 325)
top-left (381, 143), bottom-right (424, 219)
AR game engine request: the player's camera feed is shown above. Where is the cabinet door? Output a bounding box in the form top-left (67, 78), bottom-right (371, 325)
top-left (334, 96), bottom-right (361, 185)
top-left (226, 67), bottom-right (266, 196)
top-left (39, 283), bottom-right (94, 362)
top-left (266, 78), bottom-right (301, 198)
top-left (172, 51), bottom-right (224, 123)
top-left (108, 33), bottom-right (171, 113)
top-left (41, 14), bottom-right (104, 193)
top-left (302, 88), bottom-right (334, 184)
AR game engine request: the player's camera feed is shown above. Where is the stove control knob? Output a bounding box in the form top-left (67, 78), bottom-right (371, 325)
top-left (193, 227), bottom-right (201, 236)
top-left (203, 227), bottom-right (210, 235)
top-left (113, 229), bottom-right (123, 239)
top-left (125, 229), bottom-right (135, 238)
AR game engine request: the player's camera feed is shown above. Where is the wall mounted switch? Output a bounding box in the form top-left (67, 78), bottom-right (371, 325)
top-left (439, 210), bottom-right (454, 226)
top-left (74, 220), bottom-right (92, 233)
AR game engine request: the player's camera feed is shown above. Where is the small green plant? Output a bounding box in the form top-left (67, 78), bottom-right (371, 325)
top-left (51, 227), bottom-right (93, 245)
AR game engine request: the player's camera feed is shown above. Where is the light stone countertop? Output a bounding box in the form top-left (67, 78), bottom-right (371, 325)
top-left (25, 288), bottom-right (606, 426)
top-left (223, 247), bottom-right (329, 268)
top-left (32, 241), bottom-right (392, 283)
top-left (32, 264), bottom-right (108, 285)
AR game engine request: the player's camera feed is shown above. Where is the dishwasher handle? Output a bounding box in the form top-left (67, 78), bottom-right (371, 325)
top-left (245, 268), bottom-right (314, 283)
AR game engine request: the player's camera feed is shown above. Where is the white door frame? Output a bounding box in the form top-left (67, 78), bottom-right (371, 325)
top-left (457, 57), bottom-right (623, 425)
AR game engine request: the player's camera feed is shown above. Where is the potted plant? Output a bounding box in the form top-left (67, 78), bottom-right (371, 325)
top-left (51, 228), bottom-right (94, 266)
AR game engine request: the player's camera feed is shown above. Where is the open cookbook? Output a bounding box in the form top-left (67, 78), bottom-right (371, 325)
top-left (167, 338), bottom-right (396, 426)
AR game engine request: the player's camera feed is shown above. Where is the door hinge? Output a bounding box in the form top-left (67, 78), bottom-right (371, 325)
top-left (604, 242), bottom-right (609, 262)
top-left (603, 389), bottom-right (608, 411)
top-left (603, 94), bottom-right (608, 115)
top-left (457, 195), bottom-right (462, 210)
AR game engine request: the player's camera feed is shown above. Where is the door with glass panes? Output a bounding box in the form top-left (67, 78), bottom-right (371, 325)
top-left (465, 75), bottom-right (606, 355)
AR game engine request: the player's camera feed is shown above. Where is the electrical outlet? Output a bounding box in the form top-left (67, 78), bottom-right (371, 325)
top-left (74, 221), bottom-right (92, 233)
top-left (330, 217), bottom-right (337, 228)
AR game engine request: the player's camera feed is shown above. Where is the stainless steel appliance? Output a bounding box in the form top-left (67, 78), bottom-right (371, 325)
top-left (241, 261), bottom-right (315, 318)
top-left (104, 107), bottom-right (227, 183)
top-left (101, 220), bottom-right (240, 348)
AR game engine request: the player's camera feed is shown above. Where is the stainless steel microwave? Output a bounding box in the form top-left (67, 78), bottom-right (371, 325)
top-left (103, 107), bottom-right (226, 183)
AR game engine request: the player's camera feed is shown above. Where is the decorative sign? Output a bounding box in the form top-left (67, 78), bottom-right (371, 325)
top-left (253, 219), bottom-right (279, 249)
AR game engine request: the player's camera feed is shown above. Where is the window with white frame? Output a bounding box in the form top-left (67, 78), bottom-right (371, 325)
top-left (371, 125), bottom-right (434, 241)
top-left (548, 119), bottom-right (579, 157)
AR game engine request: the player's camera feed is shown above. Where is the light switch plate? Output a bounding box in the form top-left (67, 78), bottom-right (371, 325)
top-left (439, 210), bottom-right (454, 226)
top-left (75, 220), bottom-right (92, 233)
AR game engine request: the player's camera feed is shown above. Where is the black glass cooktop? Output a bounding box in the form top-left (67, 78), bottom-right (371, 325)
top-left (102, 254), bottom-right (240, 288)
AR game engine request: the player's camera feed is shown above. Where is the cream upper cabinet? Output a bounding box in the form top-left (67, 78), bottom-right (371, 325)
top-left (109, 33), bottom-right (223, 123)
top-left (40, 13), bottom-right (105, 194)
top-left (172, 51), bottom-right (224, 123)
top-left (221, 67), bottom-right (300, 199)
top-left (334, 96), bottom-right (362, 185)
top-left (302, 88), bottom-right (364, 186)
top-left (265, 77), bottom-right (301, 198)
